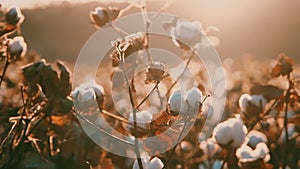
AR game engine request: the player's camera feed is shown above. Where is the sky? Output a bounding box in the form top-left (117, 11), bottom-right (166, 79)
top-left (2, 0), bottom-right (300, 62)
top-left (0, 0), bottom-right (106, 8)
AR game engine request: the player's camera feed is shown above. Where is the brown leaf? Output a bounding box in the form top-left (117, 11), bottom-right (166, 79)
top-left (250, 83), bottom-right (284, 101)
top-left (57, 60), bottom-right (72, 97)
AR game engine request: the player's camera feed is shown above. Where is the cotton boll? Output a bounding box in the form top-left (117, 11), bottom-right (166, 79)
top-left (91, 83), bottom-right (105, 98)
top-left (72, 81), bottom-right (105, 110)
top-left (128, 111), bottom-right (153, 130)
top-left (168, 90), bottom-right (186, 115)
top-left (251, 95), bottom-right (267, 108)
top-left (185, 87), bottom-right (202, 108)
top-left (239, 94), bottom-right (252, 112)
top-left (90, 7), bottom-right (107, 28)
top-left (171, 20), bottom-right (202, 48)
top-left (90, 7), bottom-right (120, 28)
top-left (8, 36), bottom-right (27, 60)
top-left (199, 138), bottom-right (221, 158)
top-left (132, 157), bottom-right (163, 169)
top-left (79, 88), bottom-right (96, 103)
top-left (239, 94), bottom-right (267, 112)
top-left (5, 7), bottom-right (24, 25)
top-left (236, 142), bottom-right (270, 163)
top-left (279, 124), bottom-right (297, 144)
top-left (246, 130), bottom-right (268, 149)
top-left (212, 116), bottom-right (247, 149)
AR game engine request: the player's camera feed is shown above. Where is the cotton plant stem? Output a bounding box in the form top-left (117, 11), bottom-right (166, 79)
top-left (0, 56), bottom-right (10, 88)
top-left (282, 73), bottom-right (291, 169)
top-left (115, 43), bottom-right (143, 169)
top-left (162, 122), bottom-right (188, 169)
top-left (166, 50), bottom-right (195, 96)
top-left (135, 81), bottom-right (159, 109)
top-left (118, 3), bottom-right (134, 18)
top-left (248, 99), bottom-right (279, 131)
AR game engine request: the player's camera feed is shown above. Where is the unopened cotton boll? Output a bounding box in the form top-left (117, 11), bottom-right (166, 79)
top-left (171, 20), bottom-right (202, 48)
top-left (5, 7), bottom-right (24, 25)
top-left (132, 157), bottom-right (163, 169)
top-left (212, 116), bottom-right (247, 148)
top-left (236, 142), bottom-right (270, 163)
top-left (8, 36), bottom-right (27, 60)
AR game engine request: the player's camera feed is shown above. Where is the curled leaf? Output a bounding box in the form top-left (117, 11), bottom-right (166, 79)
top-left (250, 83), bottom-right (284, 101)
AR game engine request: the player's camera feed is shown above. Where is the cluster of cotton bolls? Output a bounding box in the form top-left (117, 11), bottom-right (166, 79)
top-left (0, 6), bottom-right (27, 61)
top-left (197, 115), bottom-right (272, 169)
top-left (168, 86), bottom-right (202, 117)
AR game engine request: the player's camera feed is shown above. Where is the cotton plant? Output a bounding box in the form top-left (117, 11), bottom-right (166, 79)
top-left (0, 6), bottom-right (27, 88)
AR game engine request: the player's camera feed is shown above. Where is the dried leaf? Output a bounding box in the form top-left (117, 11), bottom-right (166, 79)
top-left (250, 83), bottom-right (284, 101)
top-left (57, 60), bottom-right (72, 97)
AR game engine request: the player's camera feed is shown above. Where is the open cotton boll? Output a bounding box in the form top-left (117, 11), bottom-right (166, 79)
top-left (239, 94), bottom-right (267, 112)
top-left (185, 87), bottom-right (202, 108)
top-left (239, 94), bottom-right (267, 111)
top-left (251, 95), bottom-right (267, 108)
top-left (8, 36), bottom-right (27, 59)
top-left (79, 88), bottom-right (96, 103)
top-left (168, 89), bottom-right (186, 115)
top-left (90, 6), bottom-right (119, 28)
top-left (236, 142), bottom-right (270, 163)
top-left (90, 7), bottom-right (107, 28)
top-left (171, 20), bottom-right (202, 48)
top-left (239, 94), bottom-right (252, 112)
top-left (199, 138), bottom-right (221, 158)
top-left (246, 130), bottom-right (268, 149)
top-left (212, 116), bottom-right (247, 148)
top-left (5, 7), bottom-right (24, 25)
top-left (132, 157), bottom-right (163, 169)
top-left (72, 81), bottom-right (105, 109)
top-left (128, 111), bottom-right (153, 130)
top-left (279, 124), bottom-right (297, 144)
top-left (238, 94), bottom-right (267, 124)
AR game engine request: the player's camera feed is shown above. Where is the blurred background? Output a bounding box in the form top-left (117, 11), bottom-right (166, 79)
top-left (1, 0), bottom-right (300, 63)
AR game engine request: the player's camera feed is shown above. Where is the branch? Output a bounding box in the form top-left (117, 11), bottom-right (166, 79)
top-left (166, 50), bottom-right (195, 96)
top-left (135, 81), bottom-right (159, 109)
top-left (282, 73), bottom-right (291, 169)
